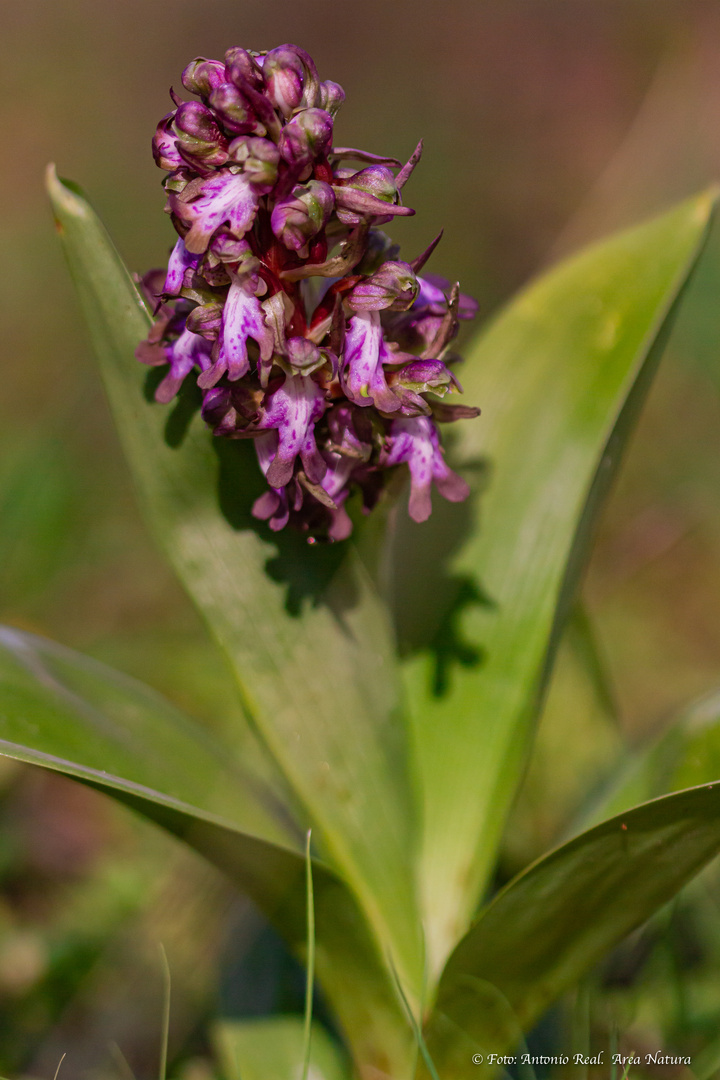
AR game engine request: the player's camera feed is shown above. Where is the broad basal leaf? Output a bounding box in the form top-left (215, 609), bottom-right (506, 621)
top-left (46, 166), bottom-right (422, 998)
top-left (0, 626), bottom-right (413, 1077)
top-left (213, 1017), bottom-right (350, 1080)
top-left (387, 191), bottom-right (716, 977)
top-left (0, 625), bottom-right (292, 847)
top-left (424, 783), bottom-right (720, 1079)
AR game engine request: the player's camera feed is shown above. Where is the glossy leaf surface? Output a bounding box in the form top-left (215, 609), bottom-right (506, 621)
top-left (46, 167), bottom-right (422, 996)
top-left (0, 625), bottom-right (412, 1075)
top-left (423, 783), bottom-right (720, 1078)
top-left (388, 192), bottom-right (716, 976)
top-left (0, 624), bottom-right (301, 848)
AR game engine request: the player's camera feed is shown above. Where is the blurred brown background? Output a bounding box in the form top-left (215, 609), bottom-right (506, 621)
top-left (4, 0), bottom-right (720, 1075)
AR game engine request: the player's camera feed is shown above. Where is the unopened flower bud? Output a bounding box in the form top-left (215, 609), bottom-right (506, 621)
top-left (334, 165), bottom-right (413, 223)
top-left (173, 102), bottom-right (228, 167)
top-left (278, 108), bottom-right (333, 169)
top-left (347, 261), bottom-right (418, 312)
top-left (285, 337), bottom-right (328, 374)
top-left (389, 359), bottom-right (456, 413)
top-left (181, 57), bottom-right (227, 98)
top-left (209, 82), bottom-right (261, 136)
top-left (395, 359), bottom-right (455, 393)
top-left (209, 231), bottom-right (258, 269)
top-left (271, 180), bottom-right (334, 256)
top-left (342, 165), bottom-right (396, 201)
top-left (224, 47), bottom-right (265, 91)
top-left (227, 136), bottom-right (280, 192)
top-left (202, 232), bottom-right (259, 284)
top-left (263, 44), bottom-right (321, 117)
top-left (319, 80), bottom-right (345, 118)
top-left (186, 301), bottom-right (224, 338)
top-left (201, 386), bottom-right (237, 435)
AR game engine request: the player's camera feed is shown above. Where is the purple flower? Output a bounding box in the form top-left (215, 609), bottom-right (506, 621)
top-left (341, 312), bottom-right (401, 414)
top-left (140, 42), bottom-right (479, 541)
top-left (417, 274), bottom-right (478, 319)
top-left (263, 44), bottom-right (321, 117)
top-left (255, 374), bottom-right (327, 488)
top-left (181, 58), bottom-right (227, 98)
top-left (164, 237), bottom-right (200, 295)
top-left (278, 108), bottom-right (334, 170)
top-left (155, 326), bottom-right (213, 404)
top-left (318, 454), bottom-right (355, 541)
top-left (171, 171), bottom-right (260, 253)
top-left (271, 181), bottom-right (334, 257)
top-left (198, 274), bottom-right (274, 386)
top-left (251, 432), bottom-right (291, 531)
top-left (333, 165), bottom-right (414, 225)
top-left (153, 113), bottom-right (184, 171)
top-left (346, 260), bottom-right (418, 312)
top-left (386, 273), bottom-right (478, 355)
top-left (252, 484), bottom-right (291, 532)
top-left (384, 416), bottom-right (470, 522)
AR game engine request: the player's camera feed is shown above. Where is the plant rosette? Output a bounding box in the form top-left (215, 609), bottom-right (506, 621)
top-left (0, 39), bottom-right (718, 1080)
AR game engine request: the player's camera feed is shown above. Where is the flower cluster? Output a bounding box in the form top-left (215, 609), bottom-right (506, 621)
top-left (137, 43), bottom-right (479, 541)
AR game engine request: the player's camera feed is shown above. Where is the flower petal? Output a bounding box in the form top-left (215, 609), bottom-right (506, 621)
top-left (198, 276), bottom-right (273, 387)
top-left (164, 237), bottom-right (200, 295)
top-left (259, 375), bottom-right (327, 488)
top-left (171, 171), bottom-right (260, 254)
top-left (342, 312), bottom-right (401, 413)
top-left (385, 415), bottom-right (469, 522)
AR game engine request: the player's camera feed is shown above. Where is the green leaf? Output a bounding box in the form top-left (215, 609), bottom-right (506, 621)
top-left (46, 166), bottom-right (422, 997)
top-left (0, 433), bottom-right (77, 608)
top-left (571, 684), bottom-right (720, 833)
top-left (0, 626), bottom-right (413, 1077)
top-left (425, 783), bottom-right (720, 1079)
top-left (498, 605), bottom-right (624, 874)
top-left (0, 625), bottom-right (293, 848)
top-left (387, 191), bottom-right (717, 977)
top-left (213, 1017), bottom-right (349, 1080)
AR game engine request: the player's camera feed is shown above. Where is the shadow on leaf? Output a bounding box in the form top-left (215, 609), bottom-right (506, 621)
top-left (390, 453), bottom-right (495, 697)
top-left (148, 368), bottom-right (491, 635)
top-left (146, 369), bottom-right (353, 617)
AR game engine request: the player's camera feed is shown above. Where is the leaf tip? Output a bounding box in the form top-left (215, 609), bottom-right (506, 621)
top-left (45, 163), bottom-right (90, 223)
top-left (696, 183), bottom-right (720, 225)
top-left (45, 161), bottom-right (64, 204)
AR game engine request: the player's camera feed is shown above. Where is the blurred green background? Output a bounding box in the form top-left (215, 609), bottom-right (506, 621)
top-left (5, 0), bottom-right (720, 1076)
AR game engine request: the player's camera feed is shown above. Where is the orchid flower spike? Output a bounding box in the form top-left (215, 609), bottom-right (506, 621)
top-left (138, 42), bottom-right (479, 541)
